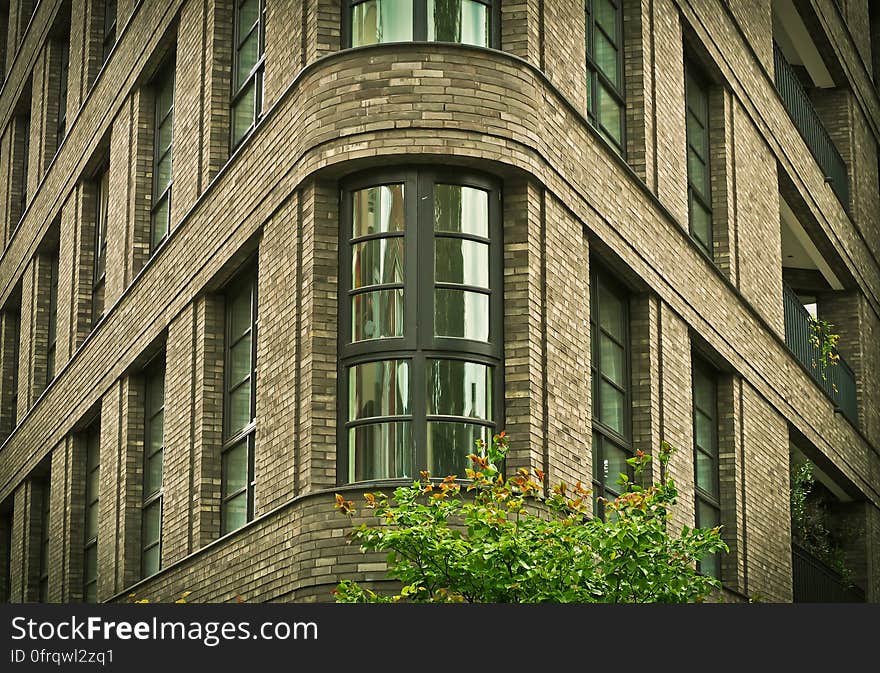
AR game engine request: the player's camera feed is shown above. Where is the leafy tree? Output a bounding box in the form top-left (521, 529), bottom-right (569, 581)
top-left (334, 433), bottom-right (727, 603)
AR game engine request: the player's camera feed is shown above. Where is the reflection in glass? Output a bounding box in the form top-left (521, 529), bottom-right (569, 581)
top-left (353, 237), bottom-right (404, 288)
top-left (349, 360), bottom-right (410, 419)
top-left (602, 441), bottom-right (629, 491)
top-left (231, 81), bottom-right (255, 147)
top-left (351, 0), bottom-right (413, 46)
top-left (697, 500), bottom-right (721, 578)
top-left (434, 289), bottom-right (488, 340)
top-left (599, 337), bottom-right (625, 387)
top-left (142, 545), bottom-right (160, 577)
top-left (434, 184), bottom-right (488, 236)
top-left (428, 0), bottom-right (489, 46)
top-left (145, 452), bottom-right (163, 496)
top-left (696, 450), bottom-right (717, 497)
top-left (435, 238), bottom-right (488, 287)
top-left (349, 422), bottom-right (412, 481)
top-left (222, 440), bottom-right (248, 496)
top-left (223, 492), bottom-right (248, 534)
top-left (599, 380), bottom-right (625, 434)
top-left (427, 359), bottom-right (491, 419)
top-left (352, 288), bottom-right (404, 341)
top-left (597, 82), bottom-right (622, 146)
top-left (427, 421), bottom-right (489, 478)
top-left (353, 184), bottom-right (405, 237)
top-left (597, 282), bottom-right (624, 341)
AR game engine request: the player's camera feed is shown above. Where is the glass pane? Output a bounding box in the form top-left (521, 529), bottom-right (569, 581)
top-left (348, 422), bottom-right (411, 481)
top-left (351, 0), bottom-right (413, 46)
top-left (157, 115), bottom-right (173, 156)
top-left (222, 492), bottom-right (248, 534)
top-left (222, 441), bottom-right (248, 497)
top-left (699, 549), bottom-right (720, 579)
top-left (434, 289), bottom-right (489, 340)
top-left (156, 79), bottom-right (174, 121)
top-left (145, 451), bottom-right (163, 496)
top-left (85, 544), bottom-right (97, 581)
top-left (695, 410), bottom-right (715, 453)
top-left (427, 359), bottom-right (491, 419)
top-left (602, 442), bottom-right (629, 489)
top-left (435, 238), bottom-right (489, 287)
top-left (148, 410), bottom-right (164, 453)
top-left (586, 69), bottom-right (594, 115)
top-left (352, 289), bottom-right (404, 341)
top-left (86, 502), bottom-right (98, 540)
top-left (228, 381), bottom-right (252, 433)
top-left (228, 285), bottom-right (253, 339)
top-left (688, 148), bottom-right (708, 197)
top-left (434, 185), bottom-right (488, 237)
top-left (687, 74), bottom-right (708, 123)
top-left (85, 582), bottom-right (97, 603)
top-left (156, 153), bottom-right (172, 193)
top-left (597, 82), bottom-right (622, 146)
top-left (686, 111), bottom-right (706, 159)
top-left (690, 198), bottom-right (712, 251)
top-left (353, 185), bottom-right (405, 238)
top-left (428, 0), bottom-right (489, 47)
top-left (599, 380), bottom-right (625, 435)
top-left (597, 282), bottom-right (624, 341)
top-left (596, 0), bottom-right (618, 42)
top-left (149, 374), bottom-right (165, 412)
top-left (696, 449), bottom-right (717, 497)
top-left (229, 335), bottom-right (252, 384)
top-left (594, 30), bottom-right (618, 86)
top-left (349, 360), bottom-right (410, 419)
top-left (237, 0), bottom-right (260, 38)
top-left (697, 498), bottom-right (720, 529)
top-left (231, 82), bottom-right (255, 145)
top-left (142, 502), bottom-right (161, 545)
top-left (352, 237), bottom-right (404, 288)
top-left (427, 421), bottom-right (489, 479)
top-left (151, 198), bottom-right (169, 248)
top-left (693, 369), bottom-right (714, 414)
top-left (236, 30), bottom-right (260, 86)
top-left (87, 467), bottom-right (99, 501)
top-left (142, 544), bottom-right (160, 577)
top-left (599, 336), bottom-right (625, 387)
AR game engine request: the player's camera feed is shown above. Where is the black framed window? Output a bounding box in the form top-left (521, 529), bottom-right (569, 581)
top-left (46, 253), bottom-right (58, 383)
top-left (15, 113), bottom-right (30, 223)
top-left (221, 271), bottom-right (257, 535)
top-left (585, 0), bottom-right (624, 155)
top-left (8, 309), bottom-right (19, 428)
top-left (92, 168), bottom-right (109, 325)
top-left (83, 424), bottom-right (100, 603)
top-left (231, 0), bottom-right (265, 150)
top-left (692, 357), bottom-right (720, 579)
top-left (38, 478), bottom-right (50, 602)
top-left (55, 39), bottom-right (69, 152)
top-left (685, 60), bottom-right (712, 256)
top-left (344, 0), bottom-right (499, 48)
top-left (151, 67), bottom-right (175, 251)
top-left (339, 169), bottom-right (503, 483)
top-left (590, 266), bottom-right (631, 516)
top-left (141, 361), bottom-right (164, 577)
top-left (102, 0), bottom-right (116, 65)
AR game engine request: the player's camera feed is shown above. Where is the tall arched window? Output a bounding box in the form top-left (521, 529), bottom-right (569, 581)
top-left (339, 169), bottom-right (503, 483)
top-left (343, 0), bottom-right (500, 48)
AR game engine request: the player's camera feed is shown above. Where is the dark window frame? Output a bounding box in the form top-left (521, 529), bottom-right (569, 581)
top-left (101, 0), bottom-right (117, 65)
top-left (342, 0), bottom-right (501, 49)
top-left (8, 307), bottom-right (19, 428)
top-left (230, 0), bottom-right (266, 151)
top-left (141, 358), bottom-right (164, 578)
top-left (685, 58), bottom-right (713, 257)
top-left (150, 63), bottom-right (175, 252)
top-left (55, 37), bottom-right (69, 153)
top-left (585, 0), bottom-right (626, 156)
top-left (46, 252), bottom-right (59, 383)
top-left (82, 424), bottom-right (100, 603)
top-left (692, 356), bottom-right (721, 578)
top-left (220, 269), bottom-right (257, 535)
top-left (338, 167), bottom-right (504, 484)
top-left (589, 264), bottom-right (632, 515)
top-left (16, 113), bottom-right (30, 223)
top-left (38, 477), bottom-right (50, 602)
top-left (92, 166), bottom-right (109, 325)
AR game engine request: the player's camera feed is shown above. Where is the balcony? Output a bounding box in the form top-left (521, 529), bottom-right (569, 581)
top-left (773, 41), bottom-right (850, 209)
top-left (792, 543), bottom-right (864, 602)
top-left (782, 283), bottom-right (858, 426)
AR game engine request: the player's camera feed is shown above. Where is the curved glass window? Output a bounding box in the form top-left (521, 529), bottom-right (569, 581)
top-left (346, 0), bottom-right (498, 48)
top-left (340, 170), bottom-right (502, 483)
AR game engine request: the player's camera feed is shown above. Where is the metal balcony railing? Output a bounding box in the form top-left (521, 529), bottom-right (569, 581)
top-left (792, 543), bottom-right (865, 603)
top-left (782, 283), bottom-right (858, 426)
top-left (773, 42), bottom-right (850, 208)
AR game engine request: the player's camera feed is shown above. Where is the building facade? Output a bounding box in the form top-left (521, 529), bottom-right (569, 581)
top-left (0, 0), bottom-right (878, 604)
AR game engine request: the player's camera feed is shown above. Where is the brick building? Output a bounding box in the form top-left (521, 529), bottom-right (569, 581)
top-left (0, 0), bottom-right (877, 604)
